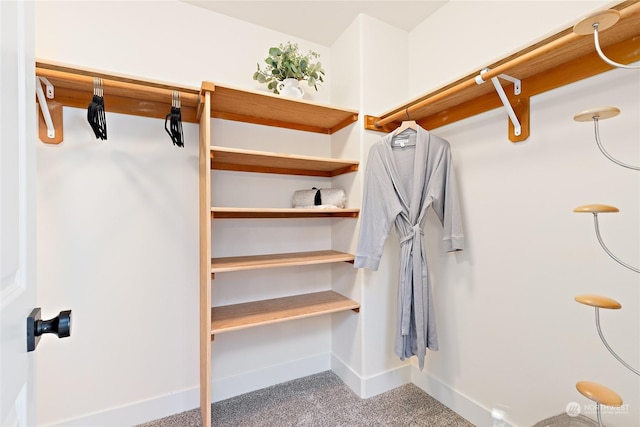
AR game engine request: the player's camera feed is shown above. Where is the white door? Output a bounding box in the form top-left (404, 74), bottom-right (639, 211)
top-left (1, 0), bottom-right (37, 426)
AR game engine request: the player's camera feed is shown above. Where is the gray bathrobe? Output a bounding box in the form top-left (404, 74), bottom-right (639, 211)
top-left (354, 126), bottom-right (464, 369)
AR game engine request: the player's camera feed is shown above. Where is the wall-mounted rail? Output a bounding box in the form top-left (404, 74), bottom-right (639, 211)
top-left (364, 1), bottom-right (640, 142)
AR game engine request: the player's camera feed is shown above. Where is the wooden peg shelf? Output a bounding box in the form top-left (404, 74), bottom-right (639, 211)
top-left (574, 294), bottom-right (622, 309)
top-left (573, 204), bottom-right (620, 213)
top-left (364, 1), bottom-right (640, 142)
top-left (576, 381), bottom-right (624, 407)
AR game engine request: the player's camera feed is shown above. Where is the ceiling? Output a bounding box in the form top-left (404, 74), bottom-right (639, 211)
top-left (182, 1), bottom-right (448, 46)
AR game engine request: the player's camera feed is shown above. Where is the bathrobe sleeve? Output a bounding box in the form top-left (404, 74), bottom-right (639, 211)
top-left (429, 144), bottom-right (464, 252)
top-left (354, 145), bottom-right (402, 270)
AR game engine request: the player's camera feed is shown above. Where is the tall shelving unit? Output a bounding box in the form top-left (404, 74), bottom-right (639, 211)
top-left (198, 81), bottom-right (361, 425)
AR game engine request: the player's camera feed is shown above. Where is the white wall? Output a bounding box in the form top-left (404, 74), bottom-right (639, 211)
top-left (408, 0), bottom-right (616, 95)
top-left (330, 16), bottom-right (365, 388)
top-left (403, 2), bottom-right (640, 427)
top-left (34, 1), bottom-right (338, 426)
top-left (358, 15), bottom-right (413, 385)
top-left (34, 0), bottom-right (331, 102)
top-left (329, 14), bottom-right (415, 396)
top-left (32, 1), bottom-right (640, 426)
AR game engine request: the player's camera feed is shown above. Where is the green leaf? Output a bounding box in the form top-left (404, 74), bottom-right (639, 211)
top-left (269, 47), bottom-right (282, 56)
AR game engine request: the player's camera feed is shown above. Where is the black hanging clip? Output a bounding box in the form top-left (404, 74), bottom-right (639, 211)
top-left (165, 90), bottom-right (185, 147)
top-left (87, 77), bottom-right (107, 140)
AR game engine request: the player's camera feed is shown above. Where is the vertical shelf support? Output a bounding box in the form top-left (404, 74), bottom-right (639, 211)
top-left (198, 87), bottom-right (212, 427)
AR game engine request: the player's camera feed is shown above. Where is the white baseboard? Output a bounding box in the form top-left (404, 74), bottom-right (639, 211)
top-left (411, 366), bottom-right (516, 427)
top-left (47, 387), bottom-right (200, 427)
top-left (211, 352), bottom-right (331, 402)
top-left (330, 353), bottom-right (363, 395)
top-left (331, 354), bottom-right (412, 398)
top-left (47, 353), bottom-right (331, 427)
top-left (46, 356), bottom-right (509, 427)
top-left (361, 364), bottom-right (412, 398)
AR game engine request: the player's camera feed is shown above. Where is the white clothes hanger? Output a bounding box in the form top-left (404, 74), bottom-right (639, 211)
top-left (393, 108), bottom-right (417, 136)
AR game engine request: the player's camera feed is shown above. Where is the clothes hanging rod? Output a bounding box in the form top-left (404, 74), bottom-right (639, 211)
top-left (372, 29), bottom-right (584, 129)
top-left (36, 67), bottom-right (200, 107)
top-left (35, 60), bottom-right (202, 143)
top-left (368, 0), bottom-right (640, 139)
top-left (36, 60), bottom-right (200, 100)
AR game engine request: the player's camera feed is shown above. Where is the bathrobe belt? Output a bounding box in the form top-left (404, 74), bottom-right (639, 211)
top-left (399, 222), bottom-right (427, 366)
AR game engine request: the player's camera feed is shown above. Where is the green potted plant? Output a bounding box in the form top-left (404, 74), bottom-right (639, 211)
top-left (253, 42), bottom-right (325, 97)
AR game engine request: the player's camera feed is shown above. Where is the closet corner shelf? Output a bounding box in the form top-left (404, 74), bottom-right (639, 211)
top-left (211, 146), bottom-right (359, 177)
top-left (211, 250), bottom-right (355, 273)
top-left (364, 0), bottom-right (640, 142)
top-left (211, 207), bottom-right (360, 219)
top-left (200, 81), bottom-right (359, 134)
top-left (210, 290), bottom-right (360, 336)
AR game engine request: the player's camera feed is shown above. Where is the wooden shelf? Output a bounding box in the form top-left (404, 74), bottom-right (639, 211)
top-left (365, 1), bottom-right (640, 142)
top-left (210, 290), bottom-right (360, 335)
top-left (576, 381), bottom-right (624, 407)
top-left (36, 60), bottom-right (201, 122)
top-left (201, 81), bottom-right (358, 134)
top-left (211, 207), bottom-right (360, 219)
top-left (573, 204), bottom-right (619, 213)
top-left (574, 294), bottom-right (622, 309)
top-left (211, 250), bottom-right (355, 273)
top-left (211, 146), bottom-right (358, 177)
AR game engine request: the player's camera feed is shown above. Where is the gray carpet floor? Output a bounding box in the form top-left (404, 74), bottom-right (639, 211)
top-left (138, 370), bottom-right (474, 426)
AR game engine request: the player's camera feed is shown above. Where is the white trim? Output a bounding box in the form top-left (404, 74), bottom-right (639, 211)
top-left (46, 353), bottom-right (332, 426)
top-left (361, 364), bottom-right (412, 398)
top-left (212, 352), bottom-right (331, 402)
top-left (331, 353), bottom-right (412, 398)
top-left (45, 387), bottom-right (200, 427)
top-left (43, 355), bottom-right (519, 427)
top-left (411, 366), bottom-right (517, 427)
top-left (331, 353), bottom-right (363, 396)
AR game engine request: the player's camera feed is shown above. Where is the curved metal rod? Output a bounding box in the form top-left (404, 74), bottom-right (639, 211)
top-left (592, 214), bottom-right (640, 273)
top-left (593, 24), bottom-right (640, 70)
top-left (594, 307), bottom-right (640, 375)
top-left (593, 118), bottom-right (640, 171)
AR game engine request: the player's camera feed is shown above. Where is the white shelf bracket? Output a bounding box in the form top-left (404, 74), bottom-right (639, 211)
top-left (475, 68), bottom-right (522, 136)
top-left (36, 77), bottom-right (55, 138)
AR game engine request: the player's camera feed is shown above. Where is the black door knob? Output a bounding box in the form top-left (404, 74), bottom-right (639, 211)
top-left (27, 308), bottom-right (72, 352)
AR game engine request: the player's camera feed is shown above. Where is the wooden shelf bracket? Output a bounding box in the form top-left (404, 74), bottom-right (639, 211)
top-left (475, 68), bottom-right (526, 140)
